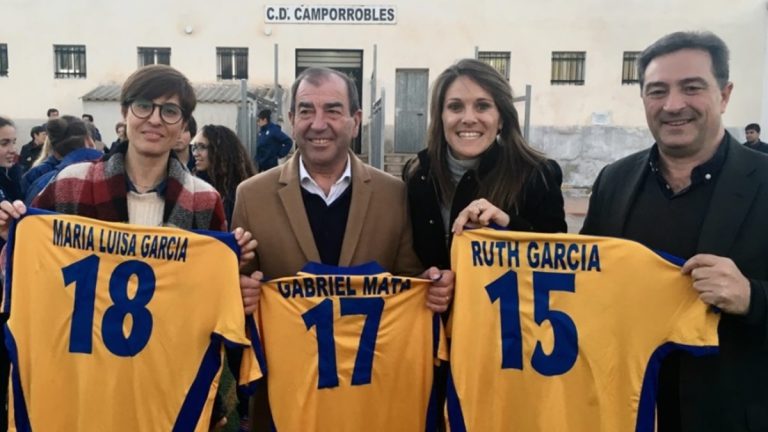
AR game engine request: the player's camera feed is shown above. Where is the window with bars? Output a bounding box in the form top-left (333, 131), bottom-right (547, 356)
top-left (217, 47), bottom-right (248, 80)
top-left (0, 44), bottom-right (7, 77)
top-left (478, 51), bottom-right (511, 80)
top-left (551, 51), bottom-right (585, 85)
top-left (621, 51), bottom-right (641, 84)
top-left (138, 47), bottom-right (171, 67)
top-left (54, 45), bottom-right (87, 78)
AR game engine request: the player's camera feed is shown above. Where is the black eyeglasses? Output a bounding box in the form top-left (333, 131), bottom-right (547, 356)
top-left (128, 99), bottom-right (184, 125)
top-left (190, 143), bottom-right (209, 153)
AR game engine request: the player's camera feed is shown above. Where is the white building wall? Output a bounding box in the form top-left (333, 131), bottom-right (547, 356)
top-left (1, 0), bottom-right (765, 185)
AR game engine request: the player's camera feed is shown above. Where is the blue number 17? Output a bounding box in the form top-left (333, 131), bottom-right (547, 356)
top-left (302, 297), bottom-right (385, 389)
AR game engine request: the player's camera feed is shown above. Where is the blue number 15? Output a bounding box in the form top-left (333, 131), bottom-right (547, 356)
top-left (62, 254), bottom-right (156, 357)
top-left (486, 270), bottom-right (578, 376)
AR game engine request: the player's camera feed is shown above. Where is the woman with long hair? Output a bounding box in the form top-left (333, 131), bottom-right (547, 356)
top-left (404, 58), bottom-right (567, 271)
top-left (192, 124), bottom-right (256, 226)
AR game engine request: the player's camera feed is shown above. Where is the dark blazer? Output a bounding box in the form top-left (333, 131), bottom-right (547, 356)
top-left (404, 145), bottom-right (567, 269)
top-left (233, 150), bottom-right (424, 279)
top-left (582, 133), bottom-right (768, 432)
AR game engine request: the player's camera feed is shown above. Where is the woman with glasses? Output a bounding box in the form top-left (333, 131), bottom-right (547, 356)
top-left (192, 125), bottom-right (255, 226)
top-left (0, 65), bottom-right (259, 430)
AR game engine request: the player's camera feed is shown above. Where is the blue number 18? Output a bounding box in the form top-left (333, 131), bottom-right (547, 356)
top-left (62, 254), bottom-right (156, 357)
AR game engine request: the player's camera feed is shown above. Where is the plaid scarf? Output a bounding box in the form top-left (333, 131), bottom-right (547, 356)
top-left (32, 143), bottom-right (227, 231)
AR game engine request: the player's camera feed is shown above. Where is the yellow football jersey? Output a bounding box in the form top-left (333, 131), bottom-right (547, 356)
top-left (249, 262), bottom-right (447, 431)
top-left (4, 209), bottom-right (255, 431)
top-left (447, 228), bottom-right (720, 432)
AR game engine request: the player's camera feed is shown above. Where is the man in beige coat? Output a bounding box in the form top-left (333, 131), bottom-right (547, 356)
top-left (233, 67), bottom-right (454, 429)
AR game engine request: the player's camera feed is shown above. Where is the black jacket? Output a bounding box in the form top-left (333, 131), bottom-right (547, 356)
top-left (582, 133), bottom-right (768, 432)
top-left (404, 145), bottom-right (567, 269)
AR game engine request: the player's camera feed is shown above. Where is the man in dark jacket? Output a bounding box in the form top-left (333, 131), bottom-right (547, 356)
top-left (582, 31), bottom-right (768, 432)
top-left (744, 123), bottom-right (768, 153)
top-left (255, 109), bottom-right (292, 172)
top-left (18, 126), bottom-right (46, 173)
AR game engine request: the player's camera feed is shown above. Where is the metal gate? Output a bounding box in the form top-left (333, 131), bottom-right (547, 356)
top-left (369, 89), bottom-right (385, 169)
top-left (394, 69), bottom-right (428, 153)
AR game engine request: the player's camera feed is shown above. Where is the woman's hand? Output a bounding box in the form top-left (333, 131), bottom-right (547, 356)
top-left (451, 198), bottom-right (509, 235)
top-left (0, 200), bottom-right (27, 241)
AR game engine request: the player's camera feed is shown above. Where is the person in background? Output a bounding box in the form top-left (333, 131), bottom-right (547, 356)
top-left (193, 124), bottom-right (255, 225)
top-left (254, 109), bottom-right (292, 172)
top-left (743, 123), bottom-right (768, 153)
top-left (109, 121), bottom-right (128, 153)
top-left (174, 115), bottom-right (197, 172)
top-left (0, 115), bottom-right (21, 432)
top-left (21, 115), bottom-right (88, 196)
top-left (24, 116), bottom-right (102, 204)
top-left (84, 122), bottom-right (107, 152)
top-left (18, 125), bottom-right (47, 173)
top-left (81, 114), bottom-right (102, 142)
top-left (46, 108), bottom-right (59, 120)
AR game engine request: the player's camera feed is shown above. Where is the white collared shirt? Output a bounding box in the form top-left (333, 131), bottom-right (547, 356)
top-left (299, 155), bottom-right (352, 205)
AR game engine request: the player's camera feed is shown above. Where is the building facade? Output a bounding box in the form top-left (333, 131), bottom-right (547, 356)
top-left (1, 0), bottom-right (766, 186)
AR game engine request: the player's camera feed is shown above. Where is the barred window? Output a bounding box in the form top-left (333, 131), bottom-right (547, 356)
top-left (621, 51), bottom-right (641, 85)
top-left (551, 51), bottom-right (585, 85)
top-left (138, 47), bottom-right (171, 67)
top-left (217, 47), bottom-right (248, 80)
top-left (478, 51), bottom-right (511, 80)
top-left (0, 44), bottom-right (7, 77)
top-left (54, 45), bottom-right (86, 78)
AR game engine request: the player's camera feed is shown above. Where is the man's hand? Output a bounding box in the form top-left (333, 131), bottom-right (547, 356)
top-left (0, 200), bottom-right (27, 241)
top-left (240, 270), bottom-right (263, 314)
top-left (421, 267), bottom-right (455, 313)
top-left (682, 254), bottom-right (751, 315)
top-left (232, 227), bottom-right (257, 267)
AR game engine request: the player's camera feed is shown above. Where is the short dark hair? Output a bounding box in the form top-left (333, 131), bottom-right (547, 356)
top-left (638, 31), bottom-right (730, 90)
top-left (46, 108), bottom-right (59, 117)
top-left (746, 123), bottom-right (760, 133)
top-left (120, 65), bottom-right (196, 121)
top-left (0, 116), bottom-right (14, 129)
top-left (289, 67), bottom-right (360, 115)
top-left (82, 114), bottom-right (94, 122)
top-left (185, 115), bottom-right (197, 137)
top-left (47, 115), bottom-right (88, 157)
top-left (258, 109), bottom-right (272, 121)
top-left (114, 121), bottom-right (126, 133)
top-left (30, 125), bottom-right (46, 138)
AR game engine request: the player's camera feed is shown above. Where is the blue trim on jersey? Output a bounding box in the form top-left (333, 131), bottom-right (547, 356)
top-left (423, 314), bottom-right (441, 432)
top-left (239, 315), bottom-right (268, 396)
top-left (193, 229), bottom-right (240, 259)
top-left (300, 261), bottom-right (386, 275)
top-left (173, 335), bottom-right (224, 431)
top-left (445, 370), bottom-right (467, 432)
top-left (1, 207), bottom-right (31, 315)
top-left (635, 342), bottom-right (719, 432)
top-left (5, 327), bottom-right (31, 432)
top-left (652, 249), bottom-right (686, 267)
